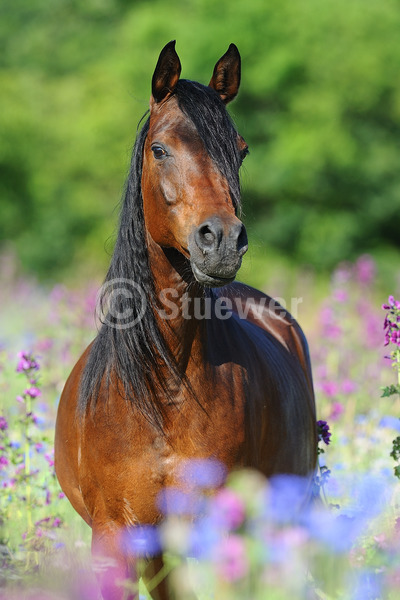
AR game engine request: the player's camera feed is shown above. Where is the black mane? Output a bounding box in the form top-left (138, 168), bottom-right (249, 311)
top-left (78, 80), bottom-right (243, 429)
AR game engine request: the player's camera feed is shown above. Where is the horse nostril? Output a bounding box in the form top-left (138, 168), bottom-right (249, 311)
top-left (237, 223), bottom-right (248, 256)
top-left (195, 222), bottom-right (221, 253)
top-left (199, 225), bottom-right (215, 245)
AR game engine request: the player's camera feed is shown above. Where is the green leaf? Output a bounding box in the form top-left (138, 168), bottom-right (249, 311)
top-left (390, 436), bottom-right (400, 462)
top-left (381, 384), bottom-right (400, 398)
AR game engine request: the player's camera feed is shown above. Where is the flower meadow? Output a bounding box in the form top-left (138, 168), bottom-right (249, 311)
top-left (0, 252), bottom-right (400, 599)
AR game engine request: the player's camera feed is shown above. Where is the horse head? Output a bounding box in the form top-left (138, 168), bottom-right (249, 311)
top-left (141, 41), bottom-right (249, 287)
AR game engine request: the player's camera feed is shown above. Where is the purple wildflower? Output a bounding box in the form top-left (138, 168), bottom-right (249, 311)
top-left (0, 455), bottom-right (9, 468)
top-left (355, 255), bottom-right (376, 285)
top-left (122, 525), bottom-right (162, 557)
top-left (342, 379), bottom-right (357, 394)
top-left (44, 452), bottom-right (54, 467)
top-left (320, 381), bottom-right (338, 397)
top-left (157, 487), bottom-right (203, 516)
top-left (0, 416), bottom-right (8, 431)
top-left (319, 307), bottom-right (342, 340)
top-left (16, 351), bottom-right (40, 373)
top-left (36, 338), bottom-right (53, 352)
top-left (317, 420), bottom-right (332, 445)
top-left (382, 296), bottom-right (400, 311)
top-left (35, 517), bottom-right (51, 526)
top-left (330, 402), bottom-right (344, 421)
top-left (178, 458), bottom-right (226, 489)
top-left (333, 289), bottom-right (348, 303)
top-left (382, 296), bottom-right (400, 348)
top-left (24, 387), bottom-right (41, 398)
top-left (30, 413), bottom-right (42, 426)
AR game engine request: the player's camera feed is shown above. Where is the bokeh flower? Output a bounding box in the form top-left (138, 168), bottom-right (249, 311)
top-left (157, 487), bottom-right (204, 516)
top-left (214, 534), bottom-right (249, 582)
top-left (320, 380), bottom-right (339, 397)
top-left (24, 387), bottom-right (41, 398)
top-left (341, 379), bottom-right (357, 394)
top-left (178, 457), bottom-right (226, 490)
top-left (265, 475), bottom-right (311, 524)
top-left (210, 488), bottom-right (246, 531)
top-left (355, 255), bottom-right (376, 286)
top-left (122, 525), bottom-right (161, 558)
top-left (0, 455), bottom-right (9, 468)
top-left (379, 416), bottom-right (400, 432)
top-left (329, 401), bottom-right (344, 421)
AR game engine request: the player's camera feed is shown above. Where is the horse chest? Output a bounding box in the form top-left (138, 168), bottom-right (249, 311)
top-left (78, 371), bottom-right (246, 524)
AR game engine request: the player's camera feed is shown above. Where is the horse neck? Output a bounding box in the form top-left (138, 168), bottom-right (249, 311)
top-left (146, 235), bottom-right (207, 367)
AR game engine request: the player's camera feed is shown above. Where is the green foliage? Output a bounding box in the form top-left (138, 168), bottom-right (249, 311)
top-left (391, 433), bottom-right (400, 480)
top-left (381, 384), bottom-right (400, 397)
top-left (1, 0), bottom-right (400, 278)
top-left (390, 436), bottom-right (400, 463)
top-left (382, 296), bottom-right (400, 478)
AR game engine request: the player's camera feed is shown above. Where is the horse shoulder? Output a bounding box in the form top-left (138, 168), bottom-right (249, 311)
top-left (54, 343), bottom-right (93, 526)
top-left (215, 282), bottom-right (315, 405)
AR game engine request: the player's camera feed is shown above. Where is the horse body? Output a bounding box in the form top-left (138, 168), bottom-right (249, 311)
top-left (55, 42), bottom-right (317, 600)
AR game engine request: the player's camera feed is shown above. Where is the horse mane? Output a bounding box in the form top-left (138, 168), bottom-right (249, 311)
top-left (78, 80), bottom-right (242, 430)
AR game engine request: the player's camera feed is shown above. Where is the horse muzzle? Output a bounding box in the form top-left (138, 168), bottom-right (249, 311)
top-left (188, 216), bottom-right (248, 287)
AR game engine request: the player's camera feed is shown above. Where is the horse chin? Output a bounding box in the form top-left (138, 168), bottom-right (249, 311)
top-left (191, 261), bottom-right (237, 288)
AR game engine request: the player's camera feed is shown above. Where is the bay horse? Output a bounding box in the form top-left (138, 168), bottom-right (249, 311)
top-left (55, 41), bottom-right (317, 600)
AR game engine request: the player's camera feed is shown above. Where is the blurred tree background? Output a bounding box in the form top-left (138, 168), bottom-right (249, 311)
top-left (1, 0), bottom-right (399, 282)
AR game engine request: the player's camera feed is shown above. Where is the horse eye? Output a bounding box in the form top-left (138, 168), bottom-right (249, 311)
top-left (151, 145), bottom-right (167, 160)
top-left (241, 146), bottom-right (249, 161)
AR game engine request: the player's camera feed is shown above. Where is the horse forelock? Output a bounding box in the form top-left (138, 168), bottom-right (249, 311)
top-left (175, 79), bottom-right (242, 210)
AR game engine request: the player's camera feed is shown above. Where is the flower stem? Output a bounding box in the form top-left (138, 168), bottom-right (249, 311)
top-left (397, 348), bottom-right (400, 387)
top-left (25, 394), bottom-right (32, 531)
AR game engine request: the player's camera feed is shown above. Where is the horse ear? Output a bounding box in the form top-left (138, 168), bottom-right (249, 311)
top-left (151, 40), bottom-right (181, 104)
top-left (209, 43), bottom-right (241, 104)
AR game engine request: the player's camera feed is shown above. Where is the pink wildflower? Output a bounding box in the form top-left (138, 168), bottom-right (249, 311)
top-left (24, 387), bottom-right (41, 398)
top-left (0, 455), bottom-right (9, 468)
top-left (16, 351), bottom-right (39, 373)
top-left (214, 535), bottom-right (249, 582)
top-left (341, 379), bottom-right (357, 394)
top-left (355, 255), bottom-right (375, 285)
top-left (321, 381), bottom-right (338, 397)
top-left (330, 402), bottom-right (344, 421)
top-left (212, 488), bottom-right (246, 530)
